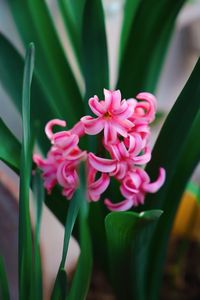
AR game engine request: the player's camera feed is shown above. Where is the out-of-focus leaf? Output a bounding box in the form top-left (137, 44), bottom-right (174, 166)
top-left (105, 210), bottom-right (162, 299)
top-left (18, 43), bottom-right (34, 300)
top-left (0, 256), bottom-right (10, 300)
top-left (119, 0), bottom-right (141, 62)
top-left (0, 118), bottom-right (20, 172)
top-left (58, 0), bottom-right (86, 68)
top-left (51, 189), bottom-right (81, 299)
top-left (0, 34), bottom-right (55, 153)
top-left (117, 0), bottom-right (186, 96)
top-left (8, 0), bottom-right (84, 126)
top-left (82, 0), bottom-right (109, 102)
top-left (142, 58), bottom-right (200, 300)
top-left (68, 204), bottom-right (92, 300)
top-left (32, 171), bottom-right (44, 300)
top-left (51, 164), bottom-right (88, 299)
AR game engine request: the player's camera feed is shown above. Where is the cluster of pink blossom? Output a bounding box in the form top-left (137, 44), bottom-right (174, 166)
top-left (33, 89), bottom-right (165, 211)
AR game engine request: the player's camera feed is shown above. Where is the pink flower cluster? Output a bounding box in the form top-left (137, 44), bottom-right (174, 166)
top-left (33, 89), bottom-right (165, 211)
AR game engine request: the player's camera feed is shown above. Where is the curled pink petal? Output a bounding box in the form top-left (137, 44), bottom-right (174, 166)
top-left (33, 154), bottom-right (46, 167)
top-left (54, 133), bottom-right (79, 152)
top-left (103, 89), bottom-right (112, 109)
top-left (70, 121), bottom-right (85, 137)
top-left (113, 99), bottom-right (133, 119)
top-left (67, 149), bottom-right (87, 161)
top-left (135, 92), bottom-right (157, 123)
top-left (56, 162), bottom-right (79, 200)
top-left (104, 123), bottom-right (117, 144)
top-left (104, 198), bottom-right (133, 211)
top-left (132, 147), bottom-right (151, 165)
top-left (110, 162), bottom-right (127, 180)
top-left (89, 173), bottom-right (110, 201)
top-left (81, 116), bottom-right (104, 135)
top-left (89, 96), bottom-right (106, 116)
top-left (45, 119), bottom-right (66, 140)
top-left (136, 92), bottom-right (157, 109)
top-left (88, 153), bottom-right (117, 173)
top-left (110, 90), bottom-right (121, 110)
top-left (142, 167), bottom-right (166, 193)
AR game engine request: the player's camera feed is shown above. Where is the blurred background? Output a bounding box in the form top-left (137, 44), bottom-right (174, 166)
top-left (0, 0), bottom-right (200, 299)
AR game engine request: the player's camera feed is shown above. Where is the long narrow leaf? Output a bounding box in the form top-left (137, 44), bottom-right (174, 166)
top-left (18, 43), bottom-right (34, 299)
top-left (68, 204), bottom-right (92, 300)
top-left (51, 165), bottom-right (86, 299)
top-left (58, 0), bottom-right (86, 68)
top-left (82, 0), bottom-right (109, 102)
top-left (8, 0), bottom-right (84, 126)
top-left (0, 34), bottom-right (56, 153)
top-left (32, 171), bottom-right (44, 300)
top-left (0, 118), bottom-right (20, 172)
top-left (0, 256), bottom-right (10, 300)
top-left (50, 192), bottom-right (80, 300)
top-left (119, 0), bottom-right (141, 62)
top-left (117, 0), bottom-right (186, 96)
top-left (141, 58), bottom-right (200, 299)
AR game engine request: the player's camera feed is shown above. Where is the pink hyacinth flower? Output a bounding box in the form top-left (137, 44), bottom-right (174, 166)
top-left (81, 89), bottom-right (134, 144)
top-left (45, 119), bottom-right (86, 161)
top-left (88, 135), bottom-right (151, 181)
top-left (105, 167), bottom-right (165, 211)
top-left (33, 149), bottom-right (59, 193)
top-left (87, 165), bottom-right (110, 201)
top-left (128, 92), bottom-right (157, 124)
top-left (57, 161), bottom-right (79, 199)
top-left (34, 119), bottom-right (86, 197)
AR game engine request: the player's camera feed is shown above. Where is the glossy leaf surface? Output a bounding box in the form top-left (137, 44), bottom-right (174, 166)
top-left (105, 210), bottom-right (162, 299)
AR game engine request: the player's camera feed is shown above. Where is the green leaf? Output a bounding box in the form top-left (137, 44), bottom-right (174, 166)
top-left (50, 189), bottom-right (81, 299)
top-left (51, 268), bottom-right (67, 300)
top-left (68, 204), bottom-right (92, 300)
top-left (18, 43), bottom-right (35, 299)
top-left (82, 0), bottom-right (109, 102)
top-left (8, 0), bottom-right (84, 126)
top-left (0, 118), bottom-right (20, 172)
top-left (0, 256), bottom-right (10, 300)
top-left (119, 0), bottom-right (141, 62)
top-left (117, 0), bottom-right (186, 96)
top-left (51, 165), bottom-right (86, 299)
top-left (105, 210), bottom-right (162, 299)
top-left (0, 33), bottom-right (56, 153)
top-left (32, 171), bottom-right (44, 300)
top-left (58, 0), bottom-right (86, 68)
top-left (142, 58), bottom-right (200, 300)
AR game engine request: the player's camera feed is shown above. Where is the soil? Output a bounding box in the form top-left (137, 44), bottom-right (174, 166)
top-left (87, 266), bottom-right (116, 300)
top-left (87, 238), bottom-right (200, 300)
top-left (161, 238), bottom-right (200, 300)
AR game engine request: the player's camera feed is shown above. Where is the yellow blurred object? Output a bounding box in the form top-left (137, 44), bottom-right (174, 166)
top-left (172, 191), bottom-right (200, 240)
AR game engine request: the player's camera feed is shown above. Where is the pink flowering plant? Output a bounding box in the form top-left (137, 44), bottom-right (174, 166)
top-left (0, 1), bottom-right (200, 300)
top-left (34, 90), bottom-right (165, 211)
